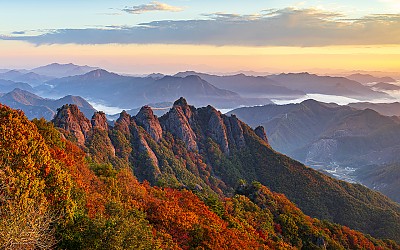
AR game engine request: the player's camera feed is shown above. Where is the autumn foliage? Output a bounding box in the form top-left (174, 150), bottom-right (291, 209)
top-left (0, 104), bottom-right (399, 249)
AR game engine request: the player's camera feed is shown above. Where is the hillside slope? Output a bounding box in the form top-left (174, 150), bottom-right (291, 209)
top-left (2, 104), bottom-right (399, 248)
top-left (51, 98), bottom-right (400, 242)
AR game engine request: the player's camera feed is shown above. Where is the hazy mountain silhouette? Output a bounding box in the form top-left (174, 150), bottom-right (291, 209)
top-left (45, 69), bottom-right (272, 109)
top-left (30, 63), bottom-right (98, 78)
top-left (0, 70), bottom-right (54, 86)
top-left (371, 82), bottom-right (400, 91)
top-left (175, 71), bottom-right (305, 98)
top-left (268, 73), bottom-right (390, 99)
top-left (349, 102), bottom-right (400, 116)
top-left (346, 73), bottom-right (396, 84)
top-left (0, 79), bottom-right (34, 93)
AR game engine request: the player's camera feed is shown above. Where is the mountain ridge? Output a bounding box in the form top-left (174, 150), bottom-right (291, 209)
top-left (1, 102), bottom-right (399, 248)
top-left (46, 70), bottom-right (272, 109)
top-left (50, 97), bottom-right (400, 242)
top-left (0, 88), bottom-right (96, 120)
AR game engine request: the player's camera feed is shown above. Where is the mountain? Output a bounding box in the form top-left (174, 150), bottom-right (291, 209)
top-left (30, 62), bottom-right (98, 78)
top-left (356, 163), bottom-right (400, 203)
top-left (228, 100), bottom-right (400, 178)
top-left (44, 69), bottom-right (154, 104)
top-left (46, 69), bottom-right (272, 109)
top-left (0, 79), bottom-right (33, 93)
top-left (50, 98), bottom-right (400, 242)
top-left (349, 102), bottom-right (400, 116)
top-left (175, 71), bottom-right (305, 98)
top-left (347, 73), bottom-right (396, 84)
top-left (268, 72), bottom-right (390, 99)
top-left (13, 72), bottom-right (54, 86)
top-left (0, 70), bottom-right (23, 80)
top-left (0, 70), bottom-right (54, 86)
top-left (371, 82), bottom-right (400, 91)
top-left (147, 75), bottom-right (261, 108)
top-left (1, 103), bottom-right (398, 248)
top-left (147, 73), bottom-right (165, 79)
top-left (0, 88), bottom-right (96, 120)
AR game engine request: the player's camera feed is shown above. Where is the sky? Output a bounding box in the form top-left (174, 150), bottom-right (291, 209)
top-left (1, 0), bottom-right (400, 74)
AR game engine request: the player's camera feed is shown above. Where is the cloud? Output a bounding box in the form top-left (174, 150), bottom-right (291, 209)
top-left (122, 1), bottom-right (183, 14)
top-left (2, 8), bottom-right (400, 47)
top-left (11, 31), bottom-right (26, 35)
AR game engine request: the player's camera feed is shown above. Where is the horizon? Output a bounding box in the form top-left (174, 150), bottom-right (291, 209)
top-left (1, 1), bottom-right (400, 74)
top-left (2, 61), bottom-right (400, 80)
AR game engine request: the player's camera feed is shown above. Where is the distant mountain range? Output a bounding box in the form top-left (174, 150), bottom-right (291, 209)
top-left (268, 73), bottom-right (390, 100)
top-left (0, 70), bottom-right (53, 86)
top-left (228, 100), bottom-right (400, 172)
top-left (0, 79), bottom-right (33, 93)
top-left (175, 71), bottom-right (305, 98)
top-left (0, 63), bottom-right (98, 87)
top-left (44, 69), bottom-right (273, 109)
top-left (0, 88), bottom-right (96, 120)
top-left (349, 102), bottom-right (400, 116)
top-left (30, 63), bottom-right (98, 78)
top-left (346, 73), bottom-right (396, 84)
top-left (371, 82), bottom-right (400, 91)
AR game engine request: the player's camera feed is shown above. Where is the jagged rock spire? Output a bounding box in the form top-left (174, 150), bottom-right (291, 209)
top-left (91, 111), bottom-right (108, 131)
top-left (52, 104), bottom-right (92, 146)
top-left (135, 106), bottom-right (163, 142)
top-left (254, 126), bottom-right (269, 144)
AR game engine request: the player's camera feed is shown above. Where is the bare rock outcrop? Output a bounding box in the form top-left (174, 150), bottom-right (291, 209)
top-left (161, 97), bottom-right (198, 151)
top-left (135, 106), bottom-right (163, 142)
top-left (130, 120), bottom-right (160, 172)
top-left (207, 106), bottom-right (229, 154)
top-left (52, 104), bottom-right (92, 146)
top-left (91, 111), bottom-right (108, 131)
top-left (226, 115), bottom-right (246, 150)
top-left (254, 125), bottom-right (269, 144)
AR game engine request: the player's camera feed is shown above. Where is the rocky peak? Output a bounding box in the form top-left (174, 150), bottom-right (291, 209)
top-left (52, 104), bottom-right (92, 146)
top-left (91, 111), bottom-right (108, 131)
top-left (173, 97), bottom-right (189, 107)
top-left (254, 126), bottom-right (269, 144)
top-left (135, 106), bottom-right (163, 142)
top-left (173, 97), bottom-right (194, 120)
top-left (114, 111), bottom-right (132, 135)
top-left (161, 99), bottom-right (198, 151)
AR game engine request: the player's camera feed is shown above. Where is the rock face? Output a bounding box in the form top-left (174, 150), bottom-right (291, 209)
top-left (112, 110), bottom-right (160, 179)
top-left (226, 115), bottom-right (246, 149)
top-left (91, 111), bottom-right (108, 131)
top-left (114, 110), bottom-right (131, 135)
top-left (254, 126), bottom-right (269, 144)
top-left (158, 98), bottom-right (255, 154)
top-left (135, 106), bottom-right (163, 142)
top-left (52, 104), bottom-right (92, 145)
top-left (160, 98), bottom-right (198, 151)
top-left (207, 106), bottom-right (229, 154)
top-left (129, 120), bottom-right (160, 173)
